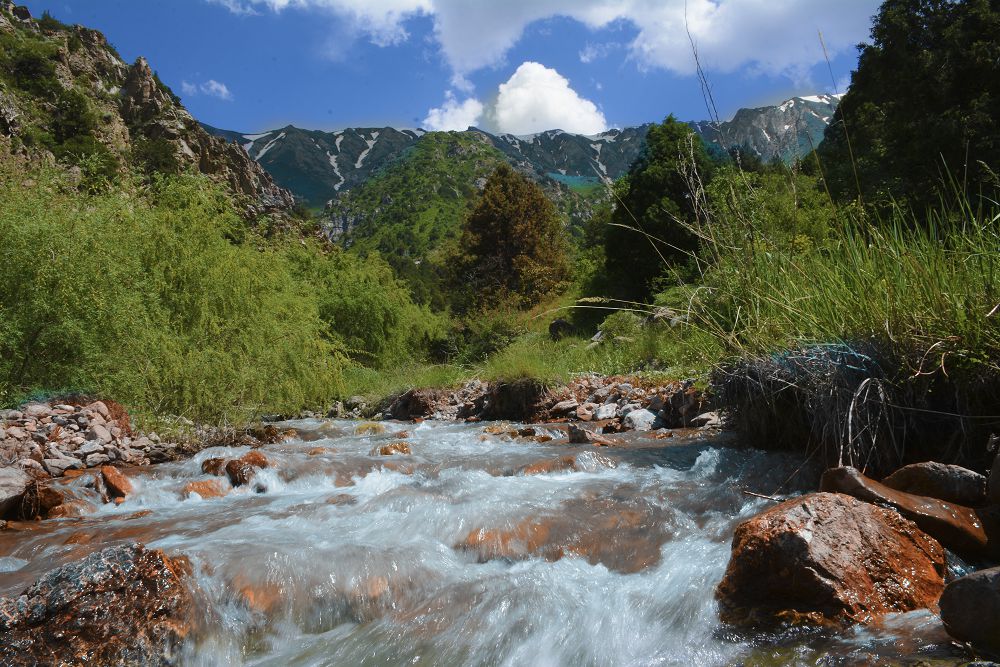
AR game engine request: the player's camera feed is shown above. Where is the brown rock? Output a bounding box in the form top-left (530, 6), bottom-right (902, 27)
top-left (101, 466), bottom-right (133, 499)
top-left (882, 461), bottom-right (987, 507)
top-left (201, 457), bottom-right (227, 476)
top-left (240, 450), bottom-right (270, 469)
top-left (821, 466), bottom-right (991, 560)
top-left (0, 543), bottom-right (192, 665)
top-left (370, 442), bottom-right (412, 456)
top-left (183, 480), bottom-right (228, 499)
top-left (225, 460), bottom-right (256, 487)
top-left (307, 446), bottom-right (331, 456)
top-left (940, 565), bottom-right (1000, 654)
top-left (47, 499), bottom-right (97, 519)
top-left (519, 456), bottom-right (577, 476)
top-left (388, 388), bottom-right (444, 420)
top-left (716, 492), bottom-right (945, 626)
top-left (325, 493), bottom-right (358, 506)
top-left (567, 424), bottom-right (614, 446)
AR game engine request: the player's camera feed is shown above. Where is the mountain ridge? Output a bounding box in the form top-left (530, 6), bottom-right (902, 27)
top-left (201, 92), bottom-right (841, 210)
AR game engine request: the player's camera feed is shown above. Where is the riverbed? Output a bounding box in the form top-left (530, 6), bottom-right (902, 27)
top-left (0, 419), bottom-right (967, 665)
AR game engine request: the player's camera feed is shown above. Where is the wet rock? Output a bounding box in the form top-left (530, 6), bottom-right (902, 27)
top-left (355, 422), bottom-right (386, 436)
top-left (0, 467), bottom-right (31, 519)
top-left (240, 450), bottom-right (270, 469)
top-left (622, 408), bottom-right (657, 431)
top-left (567, 424), bottom-right (614, 446)
top-left (101, 465), bottom-right (134, 500)
top-left (201, 457), bottom-right (227, 476)
top-left (820, 466), bottom-right (992, 560)
top-left (940, 565), bottom-right (1000, 655)
top-left (225, 461), bottom-right (255, 487)
top-left (183, 479), bottom-right (228, 499)
top-left (882, 461), bottom-right (987, 507)
top-left (716, 492), bottom-right (945, 626)
top-left (0, 543), bottom-right (192, 666)
top-left (47, 499), bottom-right (97, 518)
top-left (371, 442), bottom-right (412, 456)
top-left (519, 456), bottom-right (577, 476)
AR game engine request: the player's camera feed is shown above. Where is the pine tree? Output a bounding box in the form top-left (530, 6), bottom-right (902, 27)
top-left (455, 164), bottom-right (569, 309)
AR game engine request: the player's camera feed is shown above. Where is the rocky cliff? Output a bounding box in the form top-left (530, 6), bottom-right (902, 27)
top-left (0, 1), bottom-right (293, 216)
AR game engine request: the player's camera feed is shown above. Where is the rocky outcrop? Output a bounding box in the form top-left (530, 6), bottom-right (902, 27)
top-left (0, 543), bottom-right (193, 665)
top-left (940, 565), bottom-right (1000, 655)
top-left (820, 466), bottom-right (994, 560)
top-left (120, 58), bottom-right (294, 216)
top-left (716, 493), bottom-right (945, 626)
top-left (881, 461), bottom-right (988, 507)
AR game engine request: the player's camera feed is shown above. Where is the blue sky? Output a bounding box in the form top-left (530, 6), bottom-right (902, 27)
top-left (22, 0), bottom-right (881, 135)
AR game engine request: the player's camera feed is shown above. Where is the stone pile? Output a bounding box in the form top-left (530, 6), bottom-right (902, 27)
top-left (383, 374), bottom-right (717, 433)
top-left (0, 400), bottom-right (171, 478)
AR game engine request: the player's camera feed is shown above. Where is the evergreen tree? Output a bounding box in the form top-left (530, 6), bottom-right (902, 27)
top-left (818, 0), bottom-right (1000, 215)
top-left (455, 164), bottom-right (569, 309)
top-left (604, 115), bottom-right (713, 299)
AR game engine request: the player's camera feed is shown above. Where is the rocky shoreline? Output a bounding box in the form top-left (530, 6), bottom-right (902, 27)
top-left (1, 375), bottom-right (999, 663)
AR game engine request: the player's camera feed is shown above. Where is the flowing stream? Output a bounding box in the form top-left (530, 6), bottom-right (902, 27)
top-left (0, 419), bottom-right (966, 666)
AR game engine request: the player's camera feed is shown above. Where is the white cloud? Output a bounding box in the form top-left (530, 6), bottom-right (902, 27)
top-left (422, 91), bottom-right (483, 131)
top-left (578, 41), bottom-right (617, 64)
top-left (491, 62), bottom-right (606, 136)
top-left (180, 78), bottom-right (235, 101)
top-left (211, 1), bottom-right (879, 85)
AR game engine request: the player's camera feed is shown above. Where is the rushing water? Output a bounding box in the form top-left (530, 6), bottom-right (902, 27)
top-left (0, 419), bottom-right (969, 666)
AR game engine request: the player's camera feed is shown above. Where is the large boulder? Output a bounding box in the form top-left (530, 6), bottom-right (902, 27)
top-left (716, 492), bottom-right (945, 626)
top-left (0, 467), bottom-right (31, 519)
top-left (820, 466), bottom-right (993, 560)
top-left (940, 565), bottom-right (1000, 655)
top-left (0, 543), bottom-right (193, 665)
top-left (881, 461), bottom-right (987, 507)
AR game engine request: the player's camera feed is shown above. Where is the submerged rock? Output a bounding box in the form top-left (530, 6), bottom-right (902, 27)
top-left (820, 466), bottom-right (993, 560)
top-left (882, 461), bottom-right (987, 507)
top-left (370, 441), bottom-right (412, 456)
top-left (940, 565), bottom-right (1000, 655)
top-left (716, 492), bottom-right (945, 626)
top-left (0, 543), bottom-right (193, 665)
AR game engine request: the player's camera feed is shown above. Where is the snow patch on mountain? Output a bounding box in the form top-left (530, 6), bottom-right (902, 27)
top-left (255, 132), bottom-right (285, 161)
top-left (355, 132), bottom-right (379, 169)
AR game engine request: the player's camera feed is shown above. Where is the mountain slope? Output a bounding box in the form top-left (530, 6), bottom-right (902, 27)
top-left (689, 94), bottom-right (842, 163)
top-left (204, 94), bottom-right (842, 210)
top-left (0, 2), bottom-right (292, 216)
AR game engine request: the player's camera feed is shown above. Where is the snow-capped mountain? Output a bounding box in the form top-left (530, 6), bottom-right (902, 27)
top-left (201, 93), bottom-right (842, 208)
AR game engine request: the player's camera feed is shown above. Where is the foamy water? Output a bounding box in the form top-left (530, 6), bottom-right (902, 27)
top-left (0, 419), bottom-right (964, 665)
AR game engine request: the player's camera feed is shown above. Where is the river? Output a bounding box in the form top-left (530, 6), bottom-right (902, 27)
top-left (0, 419), bottom-right (965, 665)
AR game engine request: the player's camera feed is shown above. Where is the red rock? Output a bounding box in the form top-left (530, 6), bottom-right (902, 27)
top-left (225, 459), bottom-right (256, 487)
top-left (201, 457), bottom-right (226, 476)
top-left (820, 466), bottom-right (991, 560)
top-left (47, 499), bottom-right (96, 518)
top-left (370, 442), bottom-right (412, 456)
top-left (0, 543), bottom-right (192, 665)
top-left (183, 480), bottom-right (228, 499)
top-left (715, 492), bottom-right (946, 626)
top-left (519, 456), bottom-right (577, 476)
top-left (100, 466), bottom-right (133, 499)
top-left (240, 450), bottom-right (270, 469)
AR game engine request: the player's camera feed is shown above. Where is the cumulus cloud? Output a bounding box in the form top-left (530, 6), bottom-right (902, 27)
top-left (212, 0), bottom-right (879, 83)
top-left (181, 78), bottom-right (234, 101)
top-left (491, 62), bottom-right (606, 136)
top-left (422, 91), bottom-right (483, 131)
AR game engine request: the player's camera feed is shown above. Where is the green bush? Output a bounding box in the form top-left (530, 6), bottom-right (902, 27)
top-left (0, 165), bottom-right (345, 421)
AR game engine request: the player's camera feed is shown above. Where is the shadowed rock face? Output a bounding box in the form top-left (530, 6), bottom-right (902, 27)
top-left (821, 465), bottom-right (995, 560)
top-left (716, 492), bottom-right (945, 627)
top-left (0, 543), bottom-right (192, 666)
top-left (940, 565), bottom-right (1000, 655)
top-left (881, 461), bottom-right (987, 507)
